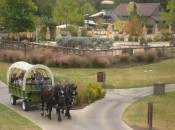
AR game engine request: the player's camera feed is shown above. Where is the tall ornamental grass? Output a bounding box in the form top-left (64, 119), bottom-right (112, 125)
top-left (0, 49), bottom-right (112, 68)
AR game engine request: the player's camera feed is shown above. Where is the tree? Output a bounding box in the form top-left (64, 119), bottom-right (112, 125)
top-left (114, 21), bottom-right (127, 33)
top-left (127, 1), bottom-right (140, 19)
top-left (33, 0), bottom-right (56, 18)
top-left (1, 0), bottom-right (37, 40)
top-left (96, 18), bottom-right (103, 34)
top-left (53, 0), bottom-right (83, 34)
top-left (124, 15), bottom-right (143, 37)
top-left (0, 0), bottom-right (6, 26)
top-left (82, 2), bottom-right (95, 15)
top-left (33, 0), bottom-right (57, 40)
top-left (161, 0), bottom-right (175, 33)
top-left (124, 1), bottom-right (142, 37)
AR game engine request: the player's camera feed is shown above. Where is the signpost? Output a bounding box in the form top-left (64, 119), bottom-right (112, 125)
top-left (97, 71), bottom-right (106, 88)
top-left (148, 102), bottom-right (153, 130)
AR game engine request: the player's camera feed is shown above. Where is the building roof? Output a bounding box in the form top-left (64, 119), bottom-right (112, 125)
top-left (113, 3), bottom-right (161, 16)
top-left (101, 0), bottom-right (114, 5)
top-left (90, 11), bottom-right (106, 18)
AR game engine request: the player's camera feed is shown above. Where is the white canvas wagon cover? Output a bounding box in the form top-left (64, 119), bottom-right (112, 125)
top-left (7, 61), bottom-right (54, 90)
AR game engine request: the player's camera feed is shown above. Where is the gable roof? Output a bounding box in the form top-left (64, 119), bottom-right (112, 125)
top-left (113, 3), bottom-right (161, 16)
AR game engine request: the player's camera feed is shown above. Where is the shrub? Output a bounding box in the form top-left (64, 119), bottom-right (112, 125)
top-left (128, 36), bottom-right (133, 42)
top-left (86, 83), bottom-right (105, 103)
top-left (27, 48), bottom-right (52, 64)
top-left (120, 36), bottom-right (124, 41)
top-left (90, 59), bottom-right (106, 68)
top-left (71, 80), bottom-right (106, 105)
top-left (45, 59), bottom-right (55, 67)
top-left (74, 82), bottom-right (86, 105)
top-left (29, 56), bottom-right (39, 64)
top-left (81, 27), bottom-right (88, 37)
top-left (68, 60), bottom-right (81, 68)
top-left (88, 54), bottom-right (111, 68)
top-left (87, 26), bottom-right (93, 31)
top-left (0, 49), bottom-right (113, 68)
top-left (69, 26), bottom-right (78, 37)
top-left (119, 53), bottom-right (130, 64)
top-left (0, 50), bottom-right (24, 62)
top-left (134, 36), bottom-right (138, 42)
top-left (0, 51), bottom-right (7, 61)
top-left (53, 54), bottom-right (85, 68)
top-left (133, 50), bottom-right (145, 62)
top-left (156, 48), bottom-right (164, 57)
top-left (153, 36), bottom-right (160, 42)
top-left (160, 34), bottom-right (172, 41)
top-left (147, 28), bottom-right (152, 34)
top-left (144, 49), bottom-right (157, 63)
top-left (147, 37), bottom-right (152, 42)
top-left (61, 31), bottom-right (67, 36)
top-left (56, 37), bottom-right (114, 49)
top-left (140, 37), bottom-right (147, 46)
top-left (122, 48), bottom-right (133, 55)
top-left (114, 35), bottom-right (120, 41)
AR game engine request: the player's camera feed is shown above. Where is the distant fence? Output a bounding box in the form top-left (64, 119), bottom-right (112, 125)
top-left (1, 40), bottom-right (175, 58)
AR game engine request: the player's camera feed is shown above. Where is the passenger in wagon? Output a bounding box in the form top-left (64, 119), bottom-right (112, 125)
top-left (11, 73), bottom-right (17, 84)
top-left (18, 71), bottom-right (26, 87)
top-left (35, 71), bottom-right (44, 90)
top-left (19, 71), bottom-right (25, 79)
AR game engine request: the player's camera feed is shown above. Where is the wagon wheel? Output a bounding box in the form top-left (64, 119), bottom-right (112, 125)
top-left (10, 95), bottom-right (16, 105)
top-left (22, 100), bottom-right (30, 111)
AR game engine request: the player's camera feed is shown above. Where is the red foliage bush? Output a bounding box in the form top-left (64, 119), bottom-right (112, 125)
top-left (119, 53), bottom-right (130, 63)
top-left (144, 49), bottom-right (157, 62)
top-left (133, 50), bottom-right (145, 62)
top-left (0, 49), bottom-right (112, 68)
top-left (0, 50), bottom-right (25, 62)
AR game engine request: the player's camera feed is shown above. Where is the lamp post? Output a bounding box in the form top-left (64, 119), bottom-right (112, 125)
top-left (22, 40), bottom-right (28, 61)
top-left (85, 14), bottom-right (89, 27)
top-left (101, 0), bottom-right (114, 23)
top-left (24, 43), bottom-right (26, 61)
top-left (36, 28), bottom-right (39, 43)
top-left (0, 33), bottom-right (2, 44)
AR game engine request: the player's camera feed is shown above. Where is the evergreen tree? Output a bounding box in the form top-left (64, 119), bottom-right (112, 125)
top-left (127, 1), bottom-right (139, 19)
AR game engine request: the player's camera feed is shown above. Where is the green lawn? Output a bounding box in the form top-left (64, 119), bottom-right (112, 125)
top-left (0, 103), bottom-right (42, 130)
top-left (123, 91), bottom-right (175, 130)
top-left (1, 59), bottom-right (175, 129)
top-left (1, 59), bottom-right (175, 89)
top-left (53, 58), bottom-right (175, 88)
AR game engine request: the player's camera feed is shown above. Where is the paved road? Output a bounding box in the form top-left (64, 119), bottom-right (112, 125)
top-left (1, 81), bottom-right (175, 130)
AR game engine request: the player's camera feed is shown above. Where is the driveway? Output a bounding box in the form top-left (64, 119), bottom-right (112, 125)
top-left (1, 81), bottom-right (175, 130)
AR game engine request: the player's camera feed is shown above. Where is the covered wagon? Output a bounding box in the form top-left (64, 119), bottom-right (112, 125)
top-left (7, 61), bottom-right (54, 111)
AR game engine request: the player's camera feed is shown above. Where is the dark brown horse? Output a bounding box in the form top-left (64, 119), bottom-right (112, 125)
top-left (41, 83), bottom-right (77, 121)
top-left (40, 84), bottom-right (64, 121)
top-left (61, 83), bottom-right (77, 119)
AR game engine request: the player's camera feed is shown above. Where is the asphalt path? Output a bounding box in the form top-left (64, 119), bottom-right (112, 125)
top-left (1, 81), bottom-right (175, 130)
